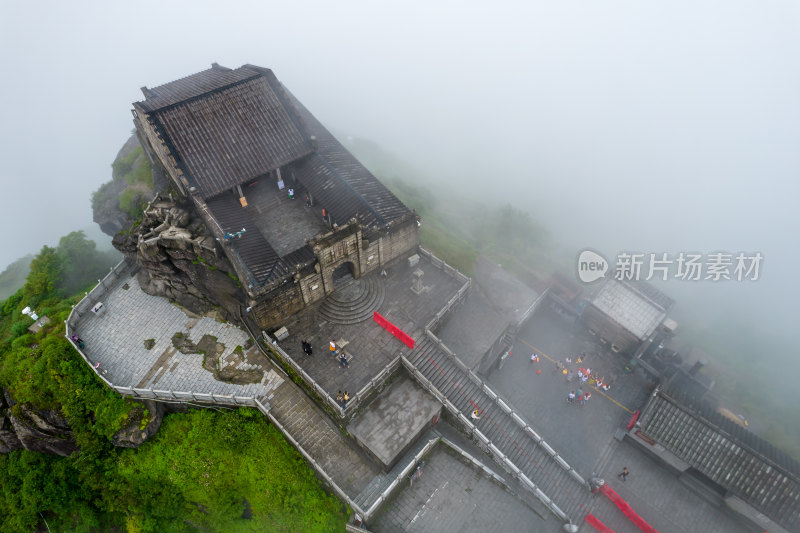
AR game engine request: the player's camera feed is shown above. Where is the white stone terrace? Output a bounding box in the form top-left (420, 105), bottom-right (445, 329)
top-left (70, 267), bottom-right (284, 405)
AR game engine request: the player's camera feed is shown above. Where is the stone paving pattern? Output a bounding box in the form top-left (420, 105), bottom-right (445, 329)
top-left (276, 256), bottom-right (464, 401)
top-left (485, 307), bottom-right (652, 477)
top-left (483, 305), bottom-right (763, 533)
top-left (76, 272), bottom-right (284, 402)
top-left (372, 446), bottom-right (551, 533)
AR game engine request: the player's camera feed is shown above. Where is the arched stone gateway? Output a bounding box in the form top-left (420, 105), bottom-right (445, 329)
top-left (332, 261), bottom-right (356, 286)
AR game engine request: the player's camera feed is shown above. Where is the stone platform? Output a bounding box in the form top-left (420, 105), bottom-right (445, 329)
top-left (348, 376), bottom-right (441, 471)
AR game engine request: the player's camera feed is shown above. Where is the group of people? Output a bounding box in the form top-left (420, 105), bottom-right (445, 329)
top-left (567, 388), bottom-right (592, 405)
top-left (336, 390), bottom-right (350, 409)
top-left (70, 334), bottom-right (85, 349)
top-left (575, 366), bottom-right (610, 391)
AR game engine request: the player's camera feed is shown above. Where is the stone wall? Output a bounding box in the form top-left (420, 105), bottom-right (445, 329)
top-left (252, 280), bottom-right (305, 331)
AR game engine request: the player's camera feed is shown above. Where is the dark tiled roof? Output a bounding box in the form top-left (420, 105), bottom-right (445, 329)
top-left (135, 64), bottom-right (252, 113)
top-left (285, 90), bottom-right (411, 228)
top-left (661, 382), bottom-right (800, 478)
top-left (135, 66), bottom-right (312, 199)
top-left (282, 245), bottom-right (315, 270)
top-left (205, 194), bottom-right (286, 286)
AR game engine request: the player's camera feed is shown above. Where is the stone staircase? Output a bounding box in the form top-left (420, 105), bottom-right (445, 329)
top-left (264, 382), bottom-right (380, 498)
top-left (408, 335), bottom-right (592, 523)
top-left (318, 275), bottom-right (385, 325)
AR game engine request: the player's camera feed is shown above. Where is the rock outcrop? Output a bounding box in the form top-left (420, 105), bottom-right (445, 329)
top-left (113, 194), bottom-right (244, 321)
top-left (111, 399), bottom-right (165, 448)
top-left (0, 392), bottom-right (23, 454)
top-left (93, 135), bottom-right (153, 237)
top-left (2, 390), bottom-right (77, 457)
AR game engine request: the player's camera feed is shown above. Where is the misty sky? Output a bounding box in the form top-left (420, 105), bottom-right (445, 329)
top-left (1, 1), bottom-right (799, 342)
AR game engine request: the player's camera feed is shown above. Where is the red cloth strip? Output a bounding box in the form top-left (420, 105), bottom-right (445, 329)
top-left (600, 484), bottom-right (659, 533)
top-left (373, 311), bottom-right (415, 349)
top-left (585, 513), bottom-right (616, 533)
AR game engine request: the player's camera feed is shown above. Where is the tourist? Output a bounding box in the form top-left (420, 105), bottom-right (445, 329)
top-left (305, 341), bottom-right (313, 356)
top-left (339, 353), bottom-right (349, 368)
top-left (584, 392), bottom-right (592, 404)
top-left (343, 391), bottom-right (350, 408)
top-left (567, 391), bottom-right (576, 403)
top-left (530, 353), bottom-right (539, 364)
top-left (288, 188), bottom-right (294, 199)
top-left (329, 340), bottom-right (336, 354)
top-left (566, 371), bottom-right (574, 382)
top-left (471, 409), bottom-right (481, 421)
top-left (337, 391), bottom-right (344, 408)
top-left (618, 467), bottom-right (629, 482)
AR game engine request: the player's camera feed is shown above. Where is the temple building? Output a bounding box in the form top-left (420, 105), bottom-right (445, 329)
top-left (632, 383), bottom-right (800, 532)
top-left (582, 279), bottom-right (675, 355)
top-left (130, 63), bottom-right (419, 330)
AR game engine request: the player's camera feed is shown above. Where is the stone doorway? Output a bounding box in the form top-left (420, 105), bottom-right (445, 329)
top-left (332, 261), bottom-right (356, 286)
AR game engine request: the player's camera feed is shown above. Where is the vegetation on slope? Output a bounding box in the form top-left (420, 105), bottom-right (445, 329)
top-left (0, 255), bottom-right (33, 301)
top-left (0, 231), bottom-right (347, 532)
top-left (93, 144), bottom-right (153, 219)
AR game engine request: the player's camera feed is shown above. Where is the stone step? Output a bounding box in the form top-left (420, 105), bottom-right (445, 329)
top-left (407, 336), bottom-right (591, 522)
top-left (317, 277), bottom-right (386, 325)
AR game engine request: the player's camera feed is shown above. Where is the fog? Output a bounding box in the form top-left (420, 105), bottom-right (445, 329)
top-left (1, 2), bottom-right (799, 375)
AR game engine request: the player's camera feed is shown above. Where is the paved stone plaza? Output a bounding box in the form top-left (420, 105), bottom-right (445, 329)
top-left (275, 255), bottom-right (465, 400)
top-left (75, 271), bottom-right (284, 402)
top-left (372, 446), bottom-right (554, 533)
top-left (483, 306), bottom-right (761, 532)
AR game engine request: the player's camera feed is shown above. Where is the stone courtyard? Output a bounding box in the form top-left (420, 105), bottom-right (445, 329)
top-left (270, 253), bottom-right (465, 403)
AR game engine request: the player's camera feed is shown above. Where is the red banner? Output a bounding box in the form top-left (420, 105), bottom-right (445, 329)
top-left (373, 311), bottom-right (415, 349)
top-left (585, 514), bottom-right (616, 533)
top-left (600, 484), bottom-right (659, 533)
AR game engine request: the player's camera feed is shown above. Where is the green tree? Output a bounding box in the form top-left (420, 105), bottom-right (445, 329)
top-left (22, 246), bottom-right (63, 305)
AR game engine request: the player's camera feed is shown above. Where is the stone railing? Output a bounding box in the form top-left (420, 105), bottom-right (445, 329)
top-left (418, 248), bottom-right (471, 333)
top-left (400, 353), bottom-right (580, 523)
top-left (350, 355), bottom-right (402, 415)
top-left (258, 333), bottom-right (345, 418)
top-left (517, 287), bottom-right (549, 327)
top-left (363, 435), bottom-right (440, 522)
top-left (259, 403), bottom-right (368, 521)
top-left (418, 247), bottom-right (470, 284)
top-left (67, 259), bottom-right (135, 329)
top-left (424, 329), bottom-right (588, 489)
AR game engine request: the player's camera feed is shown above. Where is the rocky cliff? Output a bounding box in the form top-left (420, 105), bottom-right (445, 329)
top-left (0, 388), bottom-right (166, 456)
top-left (112, 194), bottom-right (245, 321)
top-left (92, 134), bottom-right (157, 237)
